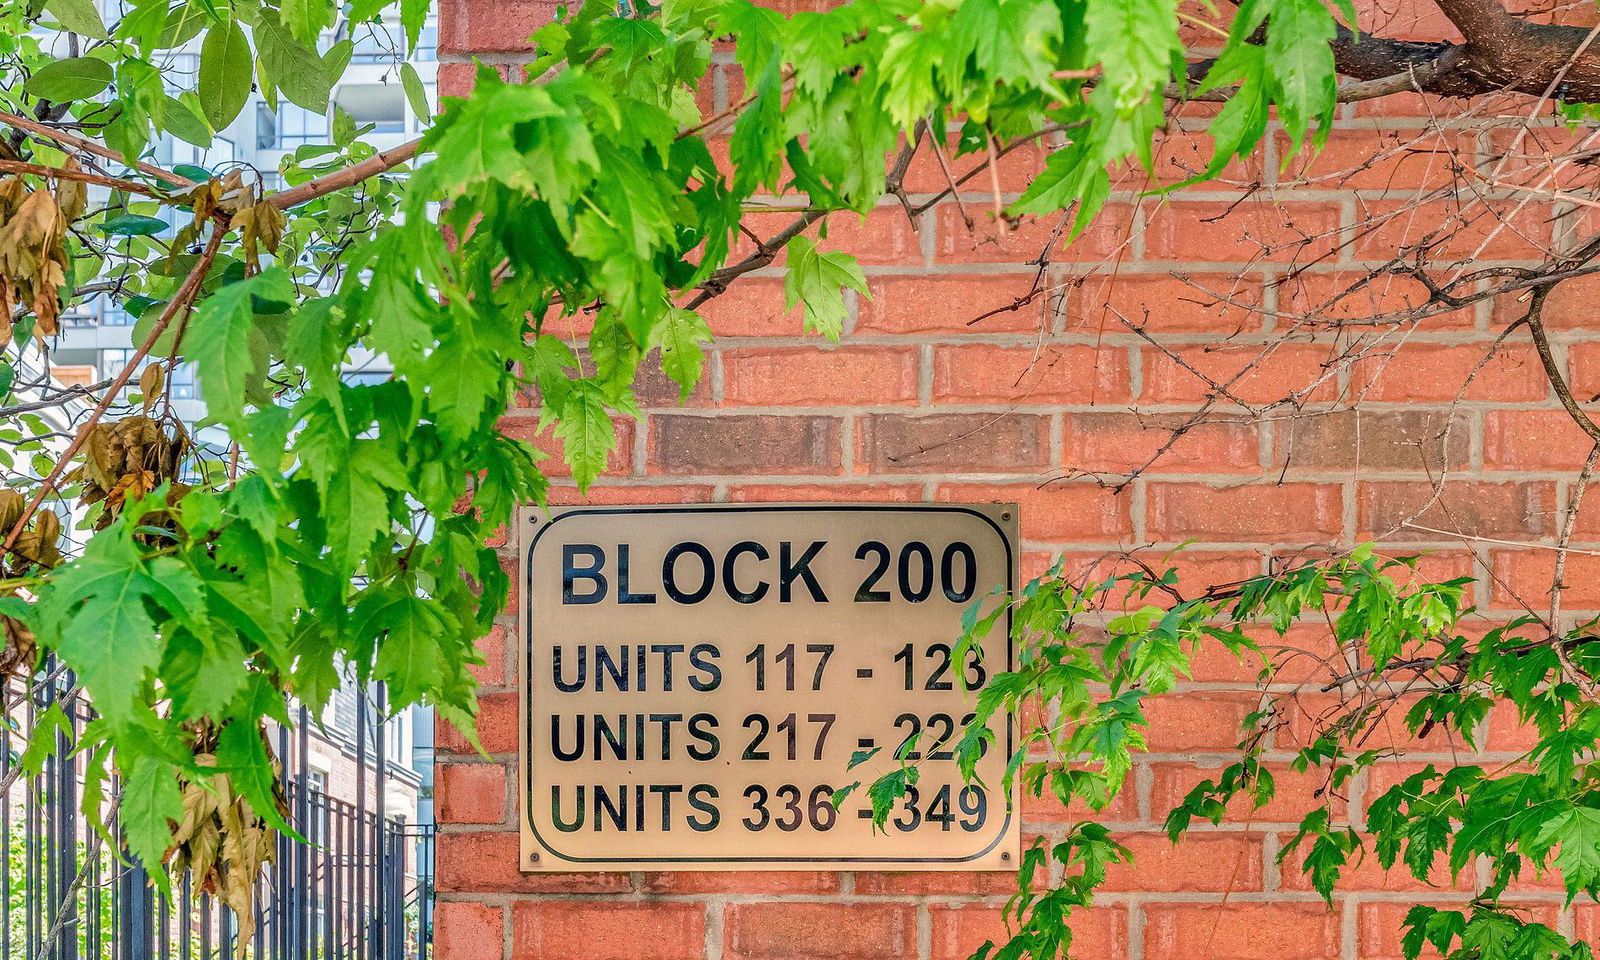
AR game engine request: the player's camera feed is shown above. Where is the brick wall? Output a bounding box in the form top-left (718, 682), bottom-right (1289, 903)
top-left (435, 2), bottom-right (1600, 957)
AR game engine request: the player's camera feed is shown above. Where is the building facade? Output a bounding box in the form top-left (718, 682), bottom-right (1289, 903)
top-left (434, 1), bottom-right (1600, 958)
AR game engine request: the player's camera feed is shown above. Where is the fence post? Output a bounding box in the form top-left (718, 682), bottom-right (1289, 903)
top-left (114, 861), bottom-right (152, 960)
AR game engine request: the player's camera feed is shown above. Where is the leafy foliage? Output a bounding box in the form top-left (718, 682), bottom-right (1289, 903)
top-left (1, 2), bottom-right (1593, 959)
top-left (870, 549), bottom-right (1598, 960)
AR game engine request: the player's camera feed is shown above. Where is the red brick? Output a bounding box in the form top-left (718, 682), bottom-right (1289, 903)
top-left (697, 278), bottom-right (803, 337)
top-left (723, 346), bottom-right (919, 406)
top-left (935, 204), bottom-right (1135, 265)
top-left (1140, 342), bottom-right (1340, 406)
top-left (500, 414), bottom-right (635, 479)
top-left (936, 483), bottom-right (1130, 541)
top-left (903, 134), bottom-right (1050, 194)
top-left (469, 624), bottom-right (507, 686)
top-left (1102, 832), bottom-right (1264, 892)
top-left (436, 762), bottom-right (508, 825)
top-left (930, 905), bottom-right (1125, 960)
top-left (1219, 623), bottom-right (1346, 686)
top-left (1144, 200), bottom-right (1344, 264)
top-left (436, 832), bottom-right (629, 895)
top-left (1483, 409), bottom-right (1600, 471)
top-left (816, 208), bottom-right (922, 265)
top-left (1484, 699), bottom-right (1546, 753)
top-left (1111, 129), bottom-right (1258, 188)
top-left (728, 483), bottom-right (923, 501)
top-left (1565, 340), bottom-right (1600, 399)
top-left (856, 274), bottom-right (1046, 334)
top-left (857, 413), bottom-right (1050, 473)
top-left (436, 691), bottom-right (516, 755)
top-left (1352, 198), bottom-right (1556, 263)
top-left (1050, 550), bottom-right (1264, 597)
top-left (543, 484), bottom-right (716, 505)
top-left (1286, 693), bottom-right (1477, 756)
top-left (1356, 480), bottom-right (1557, 541)
top-left (1150, 761), bottom-right (1348, 825)
top-left (1351, 0), bottom-right (1462, 40)
top-left (1145, 483), bottom-right (1343, 542)
top-left (1062, 412), bottom-right (1261, 475)
top-left (439, 0), bottom-right (561, 54)
top-left (1492, 550), bottom-right (1600, 610)
top-left (1514, 271), bottom-right (1600, 329)
top-left (933, 343), bottom-right (1132, 404)
top-left (1279, 129), bottom-right (1473, 191)
top-left (1068, 273), bottom-right (1264, 335)
top-left (435, 63), bottom-right (503, 100)
top-left (724, 903), bottom-right (915, 960)
top-left (434, 900), bottom-right (503, 960)
top-left (1278, 272), bottom-right (1473, 328)
top-left (649, 415), bottom-right (841, 475)
top-left (511, 902), bottom-right (704, 960)
top-left (1576, 904), bottom-right (1600, 945)
top-left (1143, 691), bottom-right (1264, 751)
top-left (853, 870), bottom-right (1017, 895)
top-left (1352, 342), bottom-right (1548, 402)
top-left (1144, 903), bottom-right (1340, 960)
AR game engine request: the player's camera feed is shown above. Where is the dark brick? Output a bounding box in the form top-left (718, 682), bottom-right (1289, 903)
top-left (857, 414), bottom-right (1050, 473)
top-left (649, 415), bottom-right (841, 475)
top-left (1276, 409), bottom-right (1467, 471)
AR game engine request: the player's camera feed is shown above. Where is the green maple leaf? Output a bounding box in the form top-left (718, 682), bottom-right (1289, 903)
top-left (373, 596), bottom-right (456, 704)
top-left (1536, 807), bottom-right (1600, 897)
top-left (314, 439), bottom-right (409, 561)
top-left (359, 234), bottom-right (437, 369)
top-left (215, 711), bottom-right (297, 837)
top-left (952, 0), bottom-right (1063, 90)
top-left (189, 268), bottom-right (293, 422)
top-left (1084, 0), bottom-right (1180, 111)
top-left (553, 379), bottom-right (616, 492)
top-left (647, 307), bottom-right (711, 402)
top-left (120, 755), bottom-right (184, 880)
top-left (1264, 0), bottom-right (1338, 150)
top-left (424, 331), bottom-right (501, 445)
top-left (36, 530), bottom-right (204, 720)
top-left (524, 333), bottom-right (577, 409)
top-left (784, 235), bottom-right (868, 341)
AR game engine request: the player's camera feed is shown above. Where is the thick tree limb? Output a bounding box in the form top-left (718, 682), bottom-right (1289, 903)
top-left (268, 138), bottom-right (421, 209)
top-left (1327, 10), bottom-right (1600, 100)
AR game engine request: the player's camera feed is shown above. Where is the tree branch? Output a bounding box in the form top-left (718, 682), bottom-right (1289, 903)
top-left (1430, 0), bottom-right (1514, 43)
top-left (0, 159), bottom-right (163, 197)
top-left (268, 138), bottom-right (421, 209)
top-left (0, 111), bottom-right (195, 190)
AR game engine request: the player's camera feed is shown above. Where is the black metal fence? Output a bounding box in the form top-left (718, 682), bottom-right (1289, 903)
top-left (4, 666), bottom-right (434, 960)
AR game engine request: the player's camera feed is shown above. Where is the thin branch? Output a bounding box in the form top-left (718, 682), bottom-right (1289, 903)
top-left (0, 159), bottom-right (164, 196)
top-left (0, 379), bottom-right (114, 417)
top-left (0, 110), bottom-right (195, 189)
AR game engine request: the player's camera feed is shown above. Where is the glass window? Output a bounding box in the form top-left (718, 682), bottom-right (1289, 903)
top-left (257, 102), bottom-right (330, 150)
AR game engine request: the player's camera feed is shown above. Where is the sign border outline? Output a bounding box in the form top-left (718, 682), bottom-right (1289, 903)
top-left (518, 503), bottom-right (1018, 867)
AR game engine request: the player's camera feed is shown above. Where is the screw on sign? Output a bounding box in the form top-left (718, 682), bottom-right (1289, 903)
top-left (516, 503), bottom-right (1020, 871)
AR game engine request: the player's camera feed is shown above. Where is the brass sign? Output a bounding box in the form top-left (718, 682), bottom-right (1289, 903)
top-left (516, 503), bottom-right (1018, 871)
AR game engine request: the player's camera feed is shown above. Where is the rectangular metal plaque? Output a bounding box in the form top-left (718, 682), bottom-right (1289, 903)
top-left (516, 503), bottom-right (1018, 871)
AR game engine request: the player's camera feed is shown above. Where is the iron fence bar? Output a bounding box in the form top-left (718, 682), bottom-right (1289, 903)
top-left (4, 681), bottom-right (429, 960)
